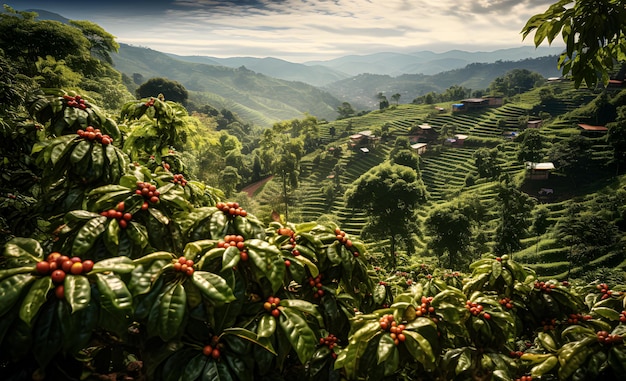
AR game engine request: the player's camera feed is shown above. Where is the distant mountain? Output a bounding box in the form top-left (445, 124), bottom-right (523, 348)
top-left (323, 56), bottom-right (563, 109)
top-left (305, 46), bottom-right (565, 76)
top-left (168, 54), bottom-right (350, 87)
top-left (112, 44), bottom-right (342, 126)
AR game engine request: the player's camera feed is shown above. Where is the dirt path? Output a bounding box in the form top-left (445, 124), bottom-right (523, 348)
top-left (240, 175), bottom-right (274, 197)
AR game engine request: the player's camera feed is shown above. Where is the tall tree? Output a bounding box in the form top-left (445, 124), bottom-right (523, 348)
top-left (517, 128), bottom-right (546, 164)
top-left (425, 197), bottom-right (483, 269)
top-left (473, 147), bottom-right (501, 179)
top-left (522, 0), bottom-right (626, 88)
top-left (345, 163), bottom-right (427, 268)
top-left (391, 93), bottom-right (401, 105)
top-left (493, 176), bottom-right (536, 256)
top-left (337, 102), bottom-right (356, 119)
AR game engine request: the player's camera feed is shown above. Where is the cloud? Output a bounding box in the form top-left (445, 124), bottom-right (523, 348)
top-left (10, 0), bottom-right (564, 62)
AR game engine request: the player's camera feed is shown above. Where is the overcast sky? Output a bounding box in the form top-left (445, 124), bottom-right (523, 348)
top-left (7, 0), bottom-right (562, 62)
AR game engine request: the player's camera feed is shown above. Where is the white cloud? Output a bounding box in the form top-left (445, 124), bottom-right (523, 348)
top-left (18, 0), bottom-right (564, 61)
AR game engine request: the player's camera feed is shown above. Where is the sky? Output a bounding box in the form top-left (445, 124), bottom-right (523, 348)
top-left (6, 0), bottom-right (563, 62)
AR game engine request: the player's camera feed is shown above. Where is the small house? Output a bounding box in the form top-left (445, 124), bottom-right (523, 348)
top-left (452, 103), bottom-right (465, 112)
top-left (411, 143), bottom-right (428, 155)
top-left (409, 123), bottom-right (437, 143)
top-left (525, 162), bottom-right (555, 180)
top-left (445, 134), bottom-right (469, 147)
top-left (578, 123), bottom-right (608, 136)
top-left (349, 130), bottom-right (379, 149)
top-left (527, 120), bottom-right (542, 129)
top-left (484, 96), bottom-right (504, 107)
top-left (460, 98), bottom-right (489, 109)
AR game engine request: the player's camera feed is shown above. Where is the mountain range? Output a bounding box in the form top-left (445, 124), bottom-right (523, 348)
top-left (23, 7), bottom-right (566, 126)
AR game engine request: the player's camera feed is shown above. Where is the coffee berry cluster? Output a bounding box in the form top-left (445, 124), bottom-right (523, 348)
top-left (217, 235), bottom-right (248, 261)
top-left (498, 297), bottom-right (514, 310)
top-left (566, 313), bottom-right (592, 325)
top-left (172, 173), bottom-right (187, 186)
top-left (77, 126), bottom-right (113, 145)
top-left (541, 318), bottom-right (557, 331)
top-left (144, 97), bottom-right (155, 107)
top-left (416, 296), bottom-right (436, 317)
top-left (514, 375), bottom-right (533, 381)
top-left (620, 310), bottom-right (626, 323)
top-left (509, 350), bottom-right (524, 358)
top-left (378, 314), bottom-right (406, 345)
top-left (465, 300), bottom-right (490, 319)
top-left (596, 283), bottom-right (621, 300)
top-left (334, 227), bottom-right (359, 257)
top-left (263, 296), bottom-right (281, 318)
top-left (597, 330), bottom-right (623, 345)
top-left (202, 335), bottom-right (223, 360)
top-left (173, 256), bottom-right (195, 276)
top-left (135, 181), bottom-right (160, 206)
top-left (277, 227), bottom-right (299, 258)
top-left (63, 94), bottom-right (88, 110)
top-left (534, 280), bottom-right (557, 293)
top-left (319, 334), bottom-right (339, 358)
top-left (216, 201), bottom-right (248, 217)
top-left (100, 202), bottom-right (132, 229)
top-left (308, 273), bottom-right (325, 298)
top-left (36, 253), bottom-right (94, 299)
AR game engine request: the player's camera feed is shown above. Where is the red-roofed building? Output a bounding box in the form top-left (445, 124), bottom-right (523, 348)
top-left (578, 123), bottom-right (608, 136)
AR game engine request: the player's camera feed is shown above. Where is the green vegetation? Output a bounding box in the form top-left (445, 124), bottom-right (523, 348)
top-left (1, 3), bottom-right (626, 381)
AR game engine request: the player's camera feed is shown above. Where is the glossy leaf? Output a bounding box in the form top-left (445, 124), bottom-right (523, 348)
top-left (0, 273), bottom-right (35, 317)
top-left (19, 276), bottom-right (53, 325)
top-left (191, 271), bottom-right (236, 305)
top-left (71, 215), bottom-right (107, 257)
top-left (65, 274), bottom-right (91, 313)
top-left (278, 307), bottom-right (317, 364)
top-left (91, 256), bottom-right (136, 274)
top-left (4, 237), bottom-right (43, 263)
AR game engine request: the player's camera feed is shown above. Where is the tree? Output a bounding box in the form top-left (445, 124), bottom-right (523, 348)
top-left (345, 163), bottom-right (427, 268)
top-left (489, 69), bottom-right (545, 96)
top-left (473, 147), bottom-right (501, 179)
top-left (606, 105), bottom-right (626, 175)
top-left (493, 176), bottom-right (536, 255)
top-left (531, 205), bottom-right (551, 254)
top-left (548, 135), bottom-right (594, 183)
top-left (426, 198), bottom-right (483, 269)
top-left (391, 93), bottom-right (401, 105)
top-left (377, 92), bottom-right (389, 110)
top-left (337, 102), bottom-right (356, 119)
top-left (136, 77), bottom-right (189, 105)
top-left (219, 165), bottom-right (242, 196)
top-left (517, 128), bottom-right (546, 164)
top-left (522, 0), bottom-right (626, 88)
top-left (556, 203), bottom-right (620, 277)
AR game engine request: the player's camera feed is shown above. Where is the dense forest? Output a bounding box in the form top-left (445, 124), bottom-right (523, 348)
top-left (1, 2), bottom-right (626, 381)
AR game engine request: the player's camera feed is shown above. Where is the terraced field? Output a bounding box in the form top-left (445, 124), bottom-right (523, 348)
top-left (251, 84), bottom-right (624, 279)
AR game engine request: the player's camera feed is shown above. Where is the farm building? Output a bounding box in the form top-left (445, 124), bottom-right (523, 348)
top-left (525, 162), bottom-right (555, 180)
top-left (410, 123), bottom-right (438, 143)
top-left (411, 142), bottom-right (428, 155)
top-left (527, 120), bottom-right (542, 129)
top-left (578, 123), bottom-right (608, 136)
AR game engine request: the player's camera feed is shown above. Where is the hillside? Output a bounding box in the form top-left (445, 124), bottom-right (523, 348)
top-left (251, 81), bottom-right (626, 280)
top-left (324, 56), bottom-right (563, 110)
top-left (112, 44), bottom-right (343, 126)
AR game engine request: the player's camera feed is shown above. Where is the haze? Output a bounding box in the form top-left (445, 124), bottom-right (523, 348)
top-left (6, 0), bottom-right (564, 63)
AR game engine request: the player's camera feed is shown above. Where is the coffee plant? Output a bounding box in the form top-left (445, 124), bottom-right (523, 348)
top-left (1, 89), bottom-right (625, 380)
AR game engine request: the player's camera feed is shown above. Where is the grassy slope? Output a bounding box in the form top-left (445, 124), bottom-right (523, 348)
top-left (252, 81), bottom-right (626, 279)
top-left (112, 44), bottom-right (342, 126)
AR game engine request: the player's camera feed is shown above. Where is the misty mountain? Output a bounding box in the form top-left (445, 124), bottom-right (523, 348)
top-left (112, 44), bottom-right (342, 126)
top-left (324, 55), bottom-right (563, 110)
top-left (167, 54), bottom-right (350, 87)
top-left (305, 46), bottom-right (565, 76)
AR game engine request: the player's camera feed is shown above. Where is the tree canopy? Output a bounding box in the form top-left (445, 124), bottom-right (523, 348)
top-left (136, 77), bottom-right (189, 105)
top-left (345, 162), bottom-right (427, 267)
top-left (522, 0), bottom-right (626, 88)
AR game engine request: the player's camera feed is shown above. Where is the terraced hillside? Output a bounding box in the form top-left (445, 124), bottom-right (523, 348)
top-left (252, 84), bottom-right (626, 279)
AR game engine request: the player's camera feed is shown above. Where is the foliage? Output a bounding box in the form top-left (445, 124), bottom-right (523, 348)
top-left (489, 69), bottom-right (546, 96)
top-left (135, 77), bottom-right (189, 105)
top-left (473, 147), bottom-right (502, 179)
top-left (345, 163), bottom-right (428, 267)
top-left (522, 0), bottom-right (626, 88)
top-left (517, 128), bottom-right (547, 164)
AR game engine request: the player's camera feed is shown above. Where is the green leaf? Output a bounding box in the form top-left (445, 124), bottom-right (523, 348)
top-left (455, 347), bottom-right (472, 375)
top-left (258, 314), bottom-right (277, 338)
top-left (154, 282), bottom-right (186, 341)
top-left (71, 216), bottom-right (107, 257)
top-left (0, 273), bottom-right (35, 317)
top-left (0, 266), bottom-right (36, 282)
top-left (32, 301), bottom-right (63, 367)
top-left (183, 353), bottom-right (207, 381)
top-left (593, 306), bottom-right (621, 321)
top-left (279, 299), bottom-right (321, 322)
top-left (403, 329), bottom-right (436, 369)
top-left (222, 327), bottom-right (277, 355)
top-left (95, 273), bottom-right (133, 312)
top-left (377, 333), bottom-right (396, 364)
top-left (4, 237), bottom-right (43, 263)
top-left (92, 256), bottom-right (135, 274)
top-left (70, 140), bottom-right (91, 164)
top-left (129, 259), bottom-right (169, 296)
top-left (278, 307), bottom-right (317, 364)
top-left (222, 245), bottom-right (241, 271)
top-left (65, 275), bottom-right (91, 313)
top-left (19, 276), bottom-right (53, 325)
top-left (191, 271), bottom-right (236, 305)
